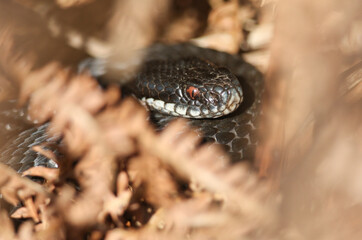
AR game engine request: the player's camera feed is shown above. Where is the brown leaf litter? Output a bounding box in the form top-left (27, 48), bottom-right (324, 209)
top-left (0, 0), bottom-right (362, 240)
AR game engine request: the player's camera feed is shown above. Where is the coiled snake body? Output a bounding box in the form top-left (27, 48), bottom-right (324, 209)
top-left (0, 44), bottom-right (263, 170)
top-left (140, 44), bottom-right (264, 163)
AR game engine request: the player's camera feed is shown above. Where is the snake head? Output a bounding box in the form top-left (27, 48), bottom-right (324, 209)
top-left (133, 58), bottom-right (243, 119)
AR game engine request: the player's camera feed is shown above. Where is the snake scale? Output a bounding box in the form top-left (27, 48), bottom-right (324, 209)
top-left (0, 43), bottom-right (263, 171)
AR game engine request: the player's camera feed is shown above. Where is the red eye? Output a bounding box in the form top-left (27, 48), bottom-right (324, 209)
top-left (186, 86), bottom-right (200, 99)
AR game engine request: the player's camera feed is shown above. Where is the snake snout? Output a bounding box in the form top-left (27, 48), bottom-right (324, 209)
top-left (223, 87), bottom-right (243, 115)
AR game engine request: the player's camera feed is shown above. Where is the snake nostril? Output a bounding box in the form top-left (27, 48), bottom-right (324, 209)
top-left (206, 94), bottom-right (216, 105)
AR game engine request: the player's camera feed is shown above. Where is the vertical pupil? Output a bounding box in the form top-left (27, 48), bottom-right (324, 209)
top-left (187, 87), bottom-right (198, 99)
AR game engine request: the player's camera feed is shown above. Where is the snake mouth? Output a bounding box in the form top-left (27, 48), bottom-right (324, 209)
top-left (141, 84), bottom-right (243, 119)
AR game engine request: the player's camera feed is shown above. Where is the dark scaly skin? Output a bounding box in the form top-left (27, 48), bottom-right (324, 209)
top-left (0, 100), bottom-right (58, 172)
top-left (0, 44), bottom-right (263, 171)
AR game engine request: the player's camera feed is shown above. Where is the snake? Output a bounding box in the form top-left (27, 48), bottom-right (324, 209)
top-left (0, 43), bottom-right (264, 171)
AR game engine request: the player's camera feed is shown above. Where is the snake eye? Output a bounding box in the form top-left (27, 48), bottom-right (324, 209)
top-left (186, 86), bottom-right (200, 99)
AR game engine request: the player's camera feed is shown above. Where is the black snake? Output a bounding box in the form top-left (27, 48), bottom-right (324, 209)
top-left (0, 43), bottom-right (264, 171)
